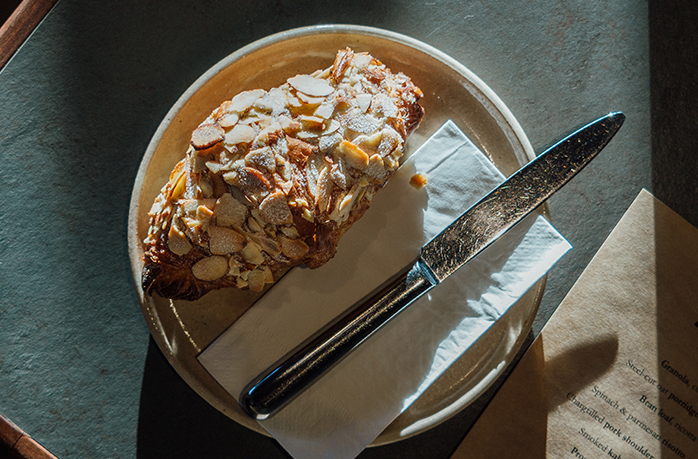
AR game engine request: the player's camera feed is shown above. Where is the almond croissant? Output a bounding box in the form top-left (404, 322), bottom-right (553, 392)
top-left (142, 48), bottom-right (424, 300)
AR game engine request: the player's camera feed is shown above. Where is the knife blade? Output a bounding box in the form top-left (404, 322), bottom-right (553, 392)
top-left (240, 111), bottom-right (625, 420)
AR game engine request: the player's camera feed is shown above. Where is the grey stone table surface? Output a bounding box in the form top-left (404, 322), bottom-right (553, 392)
top-left (1, 0), bottom-right (695, 457)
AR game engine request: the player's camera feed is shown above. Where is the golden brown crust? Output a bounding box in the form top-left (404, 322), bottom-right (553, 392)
top-left (142, 48), bottom-right (424, 300)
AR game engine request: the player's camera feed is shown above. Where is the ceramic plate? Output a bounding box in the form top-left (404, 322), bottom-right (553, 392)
top-left (127, 24), bottom-right (546, 445)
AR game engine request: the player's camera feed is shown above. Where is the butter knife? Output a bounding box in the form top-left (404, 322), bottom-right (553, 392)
top-left (240, 111), bottom-right (625, 420)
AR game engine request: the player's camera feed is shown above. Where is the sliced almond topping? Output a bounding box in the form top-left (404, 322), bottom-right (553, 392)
top-left (329, 160), bottom-right (348, 190)
top-left (247, 268), bottom-right (266, 292)
top-left (205, 161), bottom-right (225, 174)
top-left (224, 124), bottom-right (256, 145)
top-left (366, 154), bottom-right (388, 181)
top-left (215, 100), bottom-right (232, 118)
top-left (336, 140), bottom-right (369, 170)
top-left (223, 167), bottom-right (271, 194)
top-left (296, 91), bottom-right (326, 106)
top-left (191, 256), bottom-right (229, 281)
top-left (318, 131), bottom-right (343, 153)
top-left (198, 178), bottom-right (213, 198)
top-left (230, 89), bottom-right (265, 113)
top-left (241, 242), bottom-right (265, 265)
top-left (276, 176), bottom-right (293, 195)
top-left (356, 93), bottom-right (372, 113)
top-left (214, 193), bottom-right (248, 227)
top-left (197, 204), bottom-right (214, 221)
top-left (287, 137), bottom-right (317, 162)
top-left (167, 224), bottom-right (192, 256)
top-left (346, 112), bottom-right (382, 134)
top-left (287, 74), bottom-right (334, 97)
top-left (316, 166), bottom-right (333, 212)
top-left (377, 127), bottom-right (401, 157)
top-left (168, 169), bottom-right (187, 202)
top-left (298, 115), bottom-right (326, 131)
top-left (355, 131), bottom-right (383, 154)
top-left (370, 93), bottom-right (398, 118)
top-left (279, 236), bottom-right (309, 260)
top-left (261, 265), bottom-right (274, 283)
top-left (296, 130), bottom-right (319, 140)
top-left (331, 48), bottom-right (353, 82)
top-left (249, 233), bottom-right (282, 256)
top-left (329, 183), bottom-right (362, 223)
top-left (218, 113), bottom-right (239, 129)
top-left (191, 123), bottom-right (225, 150)
top-left (301, 207), bottom-right (314, 222)
top-left (279, 225), bottom-right (300, 238)
top-left (384, 155), bottom-right (398, 170)
top-left (314, 102), bottom-right (335, 119)
top-left (287, 95), bottom-right (303, 108)
top-left (247, 215), bottom-right (264, 233)
top-left (322, 119), bottom-right (341, 135)
top-left (279, 114), bottom-right (302, 135)
top-left (255, 87), bottom-right (287, 115)
top-left (208, 226), bottom-right (246, 254)
top-left (259, 192), bottom-right (293, 225)
top-left (227, 261), bottom-right (241, 277)
top-left (245, 146), bottom-right (276, 173)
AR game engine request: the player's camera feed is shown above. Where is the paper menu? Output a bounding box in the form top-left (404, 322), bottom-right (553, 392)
top-left (453, 189), bottom-right (698, 459)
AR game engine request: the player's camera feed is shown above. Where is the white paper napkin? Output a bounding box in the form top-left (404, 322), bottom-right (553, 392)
top-left (198, 120), bottom-right (572, 459)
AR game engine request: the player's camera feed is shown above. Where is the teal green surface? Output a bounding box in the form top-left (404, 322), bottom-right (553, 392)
top-left (0, 0), bottom-right (653, 457)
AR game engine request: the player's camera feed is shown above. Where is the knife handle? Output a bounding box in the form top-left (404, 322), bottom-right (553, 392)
top-left (239, 259), bottom-right (438, 420)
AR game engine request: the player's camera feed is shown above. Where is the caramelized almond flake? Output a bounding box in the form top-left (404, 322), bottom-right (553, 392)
top-left (279, 114), bottom-right (302, 134)
top-left (218, 113), bottom-right (239, 128)
top-left (223, 167), bottom-right (271, 194)
top-left (169, 169), bottom-right (187, 202)
top-left (224, 124), bottom-right (256, 145)
top-left (247, 269), bottom-right (266, 292)
top-left (245, 146), bottom-right (276, 173)
top-left (316, 166), bottom-right (333, 212)
top-left (249, 233), bottom-right (282, 256)
top-left (279, 225), bottom-right (300, 238)
top-left (287, 74), bottom-right (334, 97)
top-left (192, 256), bottom-right (229, 281)
top-left (214, 193), bottom-right (248, 228)
top-left (197, 205), bottom-right (214, 220)
top-left (296, 91), bottom-right (326, 106)
top-left (336, 140), bottom-right (369, 170)
top-left (366, 154), bottom-right (387, 181)
top-left (167, 225), bottom-right (192, 256)
top-left (314, 102), bottom-right (335, 119)
top-left (241, 242), bottom-right (265, 265)
top-left (329, 161), bottom-right (348, 190)
top-left (262, 265), bottom-right (274, 283)
top-left (279, 236), bottom-right (310, 260)
top-left (205, 161), bottom-right (225, 174)
top-left (259, 192), bottom-right (293, 225)
top-left (346, 112), bottom-right (382, 134)
top-left (246, 215), bottom-right (264, 233)
top-left (230, 89), bottom-right (265, 113)
top-left (356, 93), bottom-right (372, 113)
top-left (301, 208), bottom-right (314, 222)
top-left (299, 115), bottom-right (326, 131)
top-left (191, 123), bottom-right (225, 150)
top-left (208, 226), bottom-right (246, 254)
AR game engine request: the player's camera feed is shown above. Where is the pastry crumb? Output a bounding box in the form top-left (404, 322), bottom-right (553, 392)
top-left (409, 173), bottom-right (428, 189)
